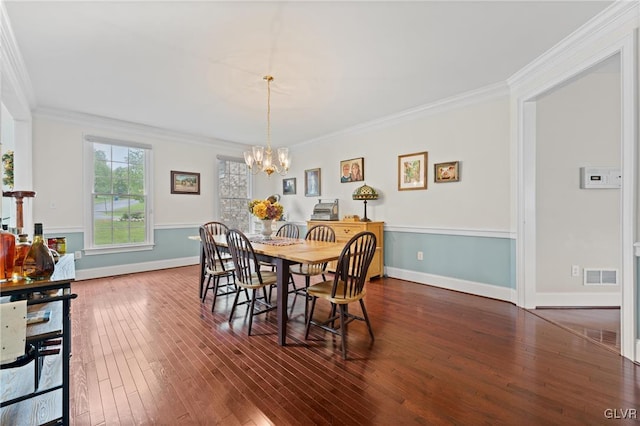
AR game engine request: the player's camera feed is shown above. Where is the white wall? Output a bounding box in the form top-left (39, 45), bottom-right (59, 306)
top-left (263, 92), bottom-right (512, 233)
top-left (31, 111), bottom-right (244, 231)
top-left (536, 70), bottom-right (621, 296)
top-left (1, 103), bottom-right (15, 226)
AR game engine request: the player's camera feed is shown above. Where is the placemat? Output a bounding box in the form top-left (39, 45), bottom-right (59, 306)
top-left (249, 236), bottom-right (303, 246)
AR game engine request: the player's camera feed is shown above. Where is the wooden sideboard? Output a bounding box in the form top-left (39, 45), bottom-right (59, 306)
top-left (307, 220), bottom-right (384, 280)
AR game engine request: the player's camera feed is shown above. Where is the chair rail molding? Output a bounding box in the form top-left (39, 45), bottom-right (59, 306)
top-left (385, 225), bottom-right (513, 239)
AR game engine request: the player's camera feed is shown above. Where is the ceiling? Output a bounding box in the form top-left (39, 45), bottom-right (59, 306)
top-left (4, 1), bottom-right (613, 146)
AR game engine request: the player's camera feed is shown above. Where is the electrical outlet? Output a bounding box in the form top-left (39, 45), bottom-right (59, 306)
top-left (74, 251), bottom-right (82, 260)
top-left (571, 265), bottom-right (579, 277)
top-left (417, 251), bottom-right (424, 261)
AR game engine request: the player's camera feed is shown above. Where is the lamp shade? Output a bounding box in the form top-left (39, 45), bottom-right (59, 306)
top-left (352, 183), bottom-right (378, 222)
top-left (352, 183), bottom-right (379, 201)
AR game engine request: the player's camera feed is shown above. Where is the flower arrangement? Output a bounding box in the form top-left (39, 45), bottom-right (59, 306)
top-left (248, 198), bottom-right (284, 220)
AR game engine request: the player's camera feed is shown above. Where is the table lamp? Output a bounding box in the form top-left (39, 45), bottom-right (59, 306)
top-left (352, 183), bottom-right (378, 222)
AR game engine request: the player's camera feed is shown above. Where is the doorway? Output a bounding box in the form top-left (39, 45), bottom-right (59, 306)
top-left (516, 34), bottom-right (637, 361)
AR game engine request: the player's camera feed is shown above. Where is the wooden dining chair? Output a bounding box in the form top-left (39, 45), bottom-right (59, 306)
top-left (289, 224), bottom-right (336, 319)
top-left (199, 224), bottom-right (237, 313)
top-left (226, 229), bottom-right (278, 336)
top-left (304, 231), bottom-right (377, 359)
top-left (275, 223), bottom-right (299, 239)
top-left (199, 221), bottom-right (233, 298)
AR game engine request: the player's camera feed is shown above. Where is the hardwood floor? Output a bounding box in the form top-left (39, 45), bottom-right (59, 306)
top-left (530, 308), bottom-right (621, 353)
top-left (60, 266), bottom-right (639, 425)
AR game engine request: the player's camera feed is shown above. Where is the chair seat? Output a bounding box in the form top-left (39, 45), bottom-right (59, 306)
top-left (205, 262), bottom-right (235, 277)
top-left (236, 271), bottom-right (278, 289)
top-left (258, 260), bottom-right (275, 268)
top-left (307, 280), bottom-right (366, 305)
top-left (290, 263), bottom-right (325, 277)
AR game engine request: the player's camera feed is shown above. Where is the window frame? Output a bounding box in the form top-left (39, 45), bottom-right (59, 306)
top-left (83, 135), bottom-right (154, 255)
top-left (217, 155), bottom-right (252, 233)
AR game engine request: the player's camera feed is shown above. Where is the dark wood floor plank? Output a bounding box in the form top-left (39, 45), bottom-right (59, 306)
top-left (6, 265), bottom-right (635, 426)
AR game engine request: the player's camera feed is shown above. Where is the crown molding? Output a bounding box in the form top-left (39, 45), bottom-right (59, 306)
top-left (33, 106), bottom-right (248, 150)
top-left (0, 2), bottom-right (36, 111)
top-left (508, 0), bottom-right (639, 89)
top-left (296, 81), bottom-right (509, 147)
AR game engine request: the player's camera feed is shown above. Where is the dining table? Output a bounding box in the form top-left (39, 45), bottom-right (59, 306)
top-left (213, 234), bottom-right (346, 346)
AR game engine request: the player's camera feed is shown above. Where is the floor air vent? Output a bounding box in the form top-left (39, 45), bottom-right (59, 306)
top-left (583, 268), bottom-right (618, 285)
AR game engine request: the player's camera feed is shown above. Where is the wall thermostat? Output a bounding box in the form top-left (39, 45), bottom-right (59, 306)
top-left (580, 167), bottom-right (621, 189)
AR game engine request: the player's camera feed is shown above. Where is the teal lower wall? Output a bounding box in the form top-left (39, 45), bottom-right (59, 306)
top-left (46, 228), bottom-right (200, 271)
top-left (384, 231), bottom-right (515, 289)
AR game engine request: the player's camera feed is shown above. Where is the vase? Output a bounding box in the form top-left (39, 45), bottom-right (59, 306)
top-left (261, 219), bottom-right (273, 238)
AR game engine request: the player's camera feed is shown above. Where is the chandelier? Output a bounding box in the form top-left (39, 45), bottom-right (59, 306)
top-left (244, 75), bottom-right (290, 176)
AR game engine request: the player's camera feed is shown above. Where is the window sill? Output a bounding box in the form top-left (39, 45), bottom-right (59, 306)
top-left (83, 243), bottom-right (155, 256)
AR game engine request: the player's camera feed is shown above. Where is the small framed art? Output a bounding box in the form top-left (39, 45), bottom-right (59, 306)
top-left (398, 152), bottom-right (428, 191)
top-left (340, 157), bottom-right (364, 183)
top-left (305, 168), bottom-right (321, 197)
top-left (283, 178), bottom-right (296, 195)
top-left (171, 171), bottom-right (200, 195)
top-left (434, 161), bottom-right (460, 183)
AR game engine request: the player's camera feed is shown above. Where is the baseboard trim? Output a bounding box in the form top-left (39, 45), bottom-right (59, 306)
top-left (385, 267), bottom-right (516, 303)
top-left (535, 292), bottom-right (621, 308)
top-left (76, 256), bottom-right (199, 281)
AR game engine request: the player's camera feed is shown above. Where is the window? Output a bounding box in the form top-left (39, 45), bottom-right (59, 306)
top-left (217, 156), bottom-right (251, 232)
top-left (84, 135), bottom-right (153, 254)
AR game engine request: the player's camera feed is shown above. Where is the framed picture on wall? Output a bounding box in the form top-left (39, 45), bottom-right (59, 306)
top-left (398, 152), bottom-right (428, 191)
top-left (283, 178), bottom-right (296, 195)
top-left (340, 157), bottom-right (364, 183)
top-left (434, 161), bottom-right (460, 183)
top-left (171, 170), bottom-right (200, 194)
top-left (305, 168), bottom-right (321, 197)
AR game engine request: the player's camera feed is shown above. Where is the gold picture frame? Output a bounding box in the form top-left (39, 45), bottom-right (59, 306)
top-left (398, 152), bottom-right (428, 191)
top-left (171, 170), bottom-right (200, 194)
top-left (434, 161), bottom-right (460, 183)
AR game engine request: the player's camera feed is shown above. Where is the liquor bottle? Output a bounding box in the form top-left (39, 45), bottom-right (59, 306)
top-left (23, 223), bottom-right (55, 280)
top-left (13, 233), bottom-right (31, 277)
top-left (0, 224), bottom-right (16, 280)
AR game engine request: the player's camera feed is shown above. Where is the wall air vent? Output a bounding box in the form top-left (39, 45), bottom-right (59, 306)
top-left (583, 268), bottom-right (618, 285)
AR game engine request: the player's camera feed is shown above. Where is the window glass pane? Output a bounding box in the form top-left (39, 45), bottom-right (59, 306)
top-left (90, 140), bottom-right (149, 247)
top-left (128, 148), bottom-right (144, 165)
top-left (129, 222), bottom-right (146, 243)
top-left (113, 168), bottom-right (129, 194)
top-left (218, 159), bottom-right (250, 232)
top-left (111, 145), bottom-right (129, 163)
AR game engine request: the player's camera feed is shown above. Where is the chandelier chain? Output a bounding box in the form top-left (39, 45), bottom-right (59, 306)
top-left (265, 75), bottom-right (273, 152)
